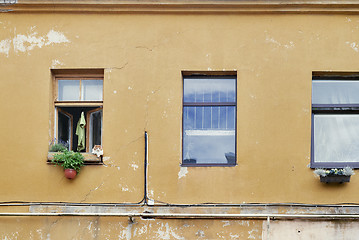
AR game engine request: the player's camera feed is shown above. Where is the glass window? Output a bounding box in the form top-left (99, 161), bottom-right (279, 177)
top-left (311, 76), bottom-right (359, 168)
top-left (82, 80), bottom-right (103, 101)
top-left (312, 80), bottom-right (359, 104)
top-left (183, 76), bottom-right (236, 166)
top-left (89, 108), bottom-right (103, 150)
top-left (58, 80), bottom-right (80, 101)
top-left (55, 77), bottom-right (103, 153)
top-left (57, 79), bottom-right (103, 101)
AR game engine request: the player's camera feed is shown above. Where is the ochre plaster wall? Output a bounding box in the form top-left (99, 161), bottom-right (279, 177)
top-left (2, 7), bottom-right (359, 239)
top-left (1, 12), bottom-right (359, 204)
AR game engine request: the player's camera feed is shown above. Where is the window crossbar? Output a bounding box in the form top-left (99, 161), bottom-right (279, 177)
top-left (184, 102), bottom-right (236, 106)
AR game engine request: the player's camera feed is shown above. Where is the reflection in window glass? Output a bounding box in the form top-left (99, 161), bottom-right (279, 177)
top-left (184, 78), bottom-right (236, 103)
top-left (89, 109), bottom-right (102, 149)
top-left (184, 106), bottom-right (235, 130)
top-left (58, 80), bottom-right (80, 101)
top-left (183, 76), bottom-right (236, 165)
top-left (314, 115), bottom-right (359, 163)
top-left (58, 110), bottom-right (71, 149)
top-left (312, 80), bottom-right (359, 104)
top-left (183, 131), bottom-right (235, 164)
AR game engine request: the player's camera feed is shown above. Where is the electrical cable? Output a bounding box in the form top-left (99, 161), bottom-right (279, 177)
top-left (2, 132), bottom-right (359, 209)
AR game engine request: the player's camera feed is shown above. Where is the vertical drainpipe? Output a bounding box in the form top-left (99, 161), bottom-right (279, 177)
top-left (144, 131), bottom-right (148, 205)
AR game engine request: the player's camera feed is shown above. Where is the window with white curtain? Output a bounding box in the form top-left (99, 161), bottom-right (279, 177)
top-left (182, 74), bottom-right (236, 166)
top-left (311, 74), bottom-right (359, 168)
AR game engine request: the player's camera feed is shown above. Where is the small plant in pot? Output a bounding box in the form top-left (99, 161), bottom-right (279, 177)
top-left (314, 167), bottom-right (355, 183)
top-left (51, 150), bottom-right (85, 179)
top-left (49, 138), bottom-right (69, 152)
top-left (49, 143), bottom-right (68, 152)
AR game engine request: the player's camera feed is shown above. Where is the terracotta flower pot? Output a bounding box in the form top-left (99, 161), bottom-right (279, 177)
top-left (64, 169), bottom-right (77, 179)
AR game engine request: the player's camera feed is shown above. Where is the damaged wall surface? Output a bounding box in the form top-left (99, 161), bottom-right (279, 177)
top-left (2, 0), bottom-right (359, 239)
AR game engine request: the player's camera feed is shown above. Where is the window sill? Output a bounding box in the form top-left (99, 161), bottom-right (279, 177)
top-left (310, 162), bottom-right (359, 169)
top-left (47, 152), bottom-right (102, 165)
top-left (181, 163), bottom-right (237, 167)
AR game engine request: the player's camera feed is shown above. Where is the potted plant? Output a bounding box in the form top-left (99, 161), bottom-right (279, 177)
top-left (51, 150), bottom-right (85, 179)
top-left (49, 142), bottom-right (68, 152)
top-left (314, 167), bottom-right (355, 183)
top-left (48, 139), bottom-right (69, 161)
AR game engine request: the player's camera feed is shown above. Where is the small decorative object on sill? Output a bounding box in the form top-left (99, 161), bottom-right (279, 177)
top-left (92, 145), bottom-right (103, 158)
top-left (51, 150), bottom-right (85, 180)
top-left (183, 159), bottom-right (197, 164)
top-left (314, 167), bottom-right (354, 183)
top-left (225, 152), bottom-right (236, 165)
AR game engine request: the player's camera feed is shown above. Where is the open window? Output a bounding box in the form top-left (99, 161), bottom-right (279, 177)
top-left (52, 71), bottom-right (103, 158)
top-left (55, 106), bottom-right (103, 152)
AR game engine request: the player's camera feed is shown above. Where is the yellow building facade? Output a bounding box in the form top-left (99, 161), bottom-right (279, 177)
top-left (1, 1), bottom-right (359, 239)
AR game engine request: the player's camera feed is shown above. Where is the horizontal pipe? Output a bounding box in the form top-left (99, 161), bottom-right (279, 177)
top-left (1, 212), bottom-right (359, 219)
top-left (2, 202), bottom-right (359, 207)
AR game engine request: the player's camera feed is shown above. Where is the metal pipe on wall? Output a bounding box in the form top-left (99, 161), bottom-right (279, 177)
top-left (1, 212), bottom-right (359, 219)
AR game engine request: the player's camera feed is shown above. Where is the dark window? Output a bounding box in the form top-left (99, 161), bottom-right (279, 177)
top-left (182, 75), bottom-right (237, 166)
top-left (311, 73), bottom-right (359, 168)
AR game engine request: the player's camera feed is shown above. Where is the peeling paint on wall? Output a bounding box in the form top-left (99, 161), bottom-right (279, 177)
top-left (51, 59), bottom-right (64, 68)
top-left (196, 230), bottom-right (205, 238)
top-left (265, 33), bottom-right (294, 49)
top-left (230, 233), bottom-right (240, 239)
top-left (178, 167), bottom-right (188, 179)
top-left (0, 39), bottom-right (11, 57)
top-left (263, 220), bottom-right (359, 240)
top-left (346, 41), bottom-right (359, 52)
top-left (248, 228), bottom-right (258, 239)
top-left (0, 28), bottom-right (70, 57)
top-left (131, 162), bottom-right (139, 171)
top-left (46, 30), bottom-right (69, 45)
top-left (222, 220), bottom-right (230, 227)
top-left (155, 223), bottom-right (184, 240)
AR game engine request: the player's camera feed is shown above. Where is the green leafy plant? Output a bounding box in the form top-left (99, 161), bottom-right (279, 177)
top-left (49, 138), bottom-right (69, 152)
top-left (314, 167), bottom-right (355, 177)
top-left (51, 150), bottom-right (85, 173)
top-left (49, 143), bottom-right (68, 152)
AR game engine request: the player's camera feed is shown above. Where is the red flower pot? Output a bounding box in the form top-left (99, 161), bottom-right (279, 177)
top-left (64, 169), bottom-right (77, 179)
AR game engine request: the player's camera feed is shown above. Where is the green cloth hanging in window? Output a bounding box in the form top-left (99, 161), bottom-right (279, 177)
top-left (76, 112), bottom-right (86, 152)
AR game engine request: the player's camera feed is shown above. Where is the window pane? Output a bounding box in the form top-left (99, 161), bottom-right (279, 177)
top-left (184, 106), bottom-right (235, 130)
top-left (312, 80), bottom-right (359, 104)
top-left (314, 114), bottom-right (359, 163)
top-left (183, 130), bottom-right (235, 164)
top-left (89, 109), bottom-right (102, 149)
top-left (58, 110), bottom-right (71, 149)
top-left (183, 106), bottom-right (236, 164)
top-left (81, 80), bottom-right (103, 101)
top-left (195, 107), bottom-right (203, 129)
top-left (58, 80), bottom-right (80, 101)
top-left (184, 78), bottom-right (236, 103)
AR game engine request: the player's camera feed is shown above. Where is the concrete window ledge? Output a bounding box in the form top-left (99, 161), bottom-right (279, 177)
top-left (47, 152), bottom-right (102, 165)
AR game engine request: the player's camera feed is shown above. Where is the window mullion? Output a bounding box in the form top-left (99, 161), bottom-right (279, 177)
top-left (79, 79), bottom-right (82, 101)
